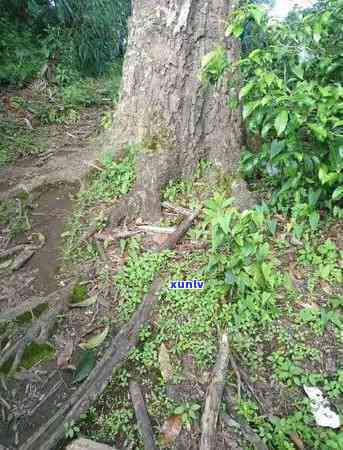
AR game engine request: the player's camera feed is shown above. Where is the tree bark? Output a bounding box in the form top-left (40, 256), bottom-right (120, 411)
top-left (109, 0), bottom-right (242, 222)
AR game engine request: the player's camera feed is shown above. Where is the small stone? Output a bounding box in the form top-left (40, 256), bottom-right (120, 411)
top-left (231, 179), bottom-right (257, 212)
top-left (66, 438), bottom-right (117, 450)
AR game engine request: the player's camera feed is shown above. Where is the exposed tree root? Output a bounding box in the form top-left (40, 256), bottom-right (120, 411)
top-left (19, 210), bottom-right (199, 450)
top-left (129, 380), bottom-right (157, 450)
top-left (156, 209), bottom-right (200, 251)
top-left (161, 201), bottom-right (193, 216)
top-left (0, 245), bottom-right (25, 259)
top-left (0, 285), bottom-right (72, 323)
top-left (20, 277), bottom-right (164, 450)
top-left (11, 248), bottom-right (36, 271)
top-left (200, 331), bottom-right (229, 450)
top-left (0, 285), bottom-right (73, 375)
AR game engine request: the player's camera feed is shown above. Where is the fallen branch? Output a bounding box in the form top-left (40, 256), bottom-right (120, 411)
top-left (19, 209), bottom-right (199, 450)
top-left (156, 209), bottom-right (200, 251)
top-left (0, 245), bottom-right (25, 259)
top-left (200, 331), bottom-right (229, 450)
top-left (136, 225), bottom-right (176, 234)
top-left (129, 381), bottom-right (157, 450)
top-left (20, 277), bottom-right (164, 450)
top-left (221, 404), bottom-right (268, 450)
top-left (11, 247), bottom-right (36, 271)
top-left (161, 201), bottom-right (192, 216)
top-left (96, 230), bottom-right (143, 241)
top-left (289, 432), bottom-right (305, 450)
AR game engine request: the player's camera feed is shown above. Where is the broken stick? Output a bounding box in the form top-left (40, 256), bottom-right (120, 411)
top-left (129, 381), bottom-right (157, 450)
top-left (200, 331), bottom-right (229, 450)
top-left (156, 209), bottom-right (200, 251)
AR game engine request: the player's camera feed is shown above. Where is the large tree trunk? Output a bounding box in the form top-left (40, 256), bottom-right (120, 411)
top-left (110, 0), bottom-right (242, 223)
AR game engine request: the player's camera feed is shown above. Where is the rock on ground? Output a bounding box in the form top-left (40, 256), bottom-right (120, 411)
top-left (231, 179), bottom-right (257, 211)
top-left (66, 437), bottom-right (117, 450)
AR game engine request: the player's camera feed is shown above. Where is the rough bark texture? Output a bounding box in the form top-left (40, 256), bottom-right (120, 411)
top-left (110, 0), bottom-right (242, 221)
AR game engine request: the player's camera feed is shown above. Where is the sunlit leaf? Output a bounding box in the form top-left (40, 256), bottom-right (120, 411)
top-left (79, 326), bottom-right (109, 350)
top-left (274, 110), bottom-right (288, 136)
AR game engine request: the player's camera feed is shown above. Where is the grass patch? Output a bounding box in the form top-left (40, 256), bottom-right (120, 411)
top-left (63, 147), bottom-right (136, 264)
top-left (0, 117), bottom-right (48, 167)
top-left (0, 197), bottom-right (32, 238)
top-left (77, 202), bottom-right (342, 449)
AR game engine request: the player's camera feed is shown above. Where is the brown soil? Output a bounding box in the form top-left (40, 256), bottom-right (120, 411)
top-left (0, 107), bottom-right (108, 450)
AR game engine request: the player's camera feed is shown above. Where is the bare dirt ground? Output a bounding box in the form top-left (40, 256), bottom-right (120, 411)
top-left (0, 108), bottom-right (109, 450)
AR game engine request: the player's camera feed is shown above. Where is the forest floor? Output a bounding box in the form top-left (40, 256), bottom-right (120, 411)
top-left (0, 81), bottom-right (342, 450)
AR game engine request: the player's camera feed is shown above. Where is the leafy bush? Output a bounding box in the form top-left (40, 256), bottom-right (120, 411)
top-left (0, 18), bottom-right (48, 86)
top-left (203, 0), bottom-right (343, 222)
top-left (236, 1), bottom-right (342, 215)
top-left (0, 0), bottom-right (130, 80)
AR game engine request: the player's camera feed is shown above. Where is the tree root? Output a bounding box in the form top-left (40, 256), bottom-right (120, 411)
top-left (0, 245), bottom-right (25, 259)
top-left (19, 209), bottom-right (199, 450)
top-left (129, 380), bottom-right (157, 450)
top-left (0, 285), bottom-right (72, 323)
top-left (0, 284), bottom-right (73, 375)
top-left (11, 247), bottom-right (36, 271)
top-left (200, 331), bottom-right (230, 450)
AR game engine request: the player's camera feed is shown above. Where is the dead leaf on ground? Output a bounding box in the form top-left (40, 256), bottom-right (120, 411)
top-left (159, 343), bottom-right (173, 381)
top-left (79, 325), bottom-right (109, 350)
top-left (161, 415), bottom-right (182, 445)
top-left (319, 280), bottom-right (332, 294)
top-left (152, 234), bottom-right (168, 245)
top-left (57, 340), bottom-right (74, 369)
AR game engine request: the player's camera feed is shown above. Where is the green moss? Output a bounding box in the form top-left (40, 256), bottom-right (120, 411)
top-left (70, 284), bottom-right (88, 304)
top-left (21, 342), bottom-right (55, 369)
top-left (141, 121), bottom-right (173, 154)
top-left (0, 341), bottom-right (55, 374)
top-left (0, 357), bottom-right (14, 375)
top-left (15, 303), bottom-right (49, 325)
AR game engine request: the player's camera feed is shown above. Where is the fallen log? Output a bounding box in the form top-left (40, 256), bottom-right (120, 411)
top-left (129, 381), bottom-right (157, 450)
top-left (200, 331), bottom-right (229, 450)
top-left (19, 208), bottom-right (199, 450)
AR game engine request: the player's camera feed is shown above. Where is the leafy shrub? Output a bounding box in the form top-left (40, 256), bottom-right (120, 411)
top-left (203, 0), bottom-right (343, 221)
top-left (0, 18), bottom-right (48, 86)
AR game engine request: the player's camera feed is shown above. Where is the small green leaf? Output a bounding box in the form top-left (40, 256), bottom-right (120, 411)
top-left (73, 350), bottom-right (96, 384)
top-left (250, 6), bottom-right (264, 25)
top-left (79, 326), bottom-right (109, 350)
top-left (232, 23), bottom-right (244, 38)
top-left (313, 22), bottom-right (322, 43)
top-left (243, 101), bottom-right (259, 120)
top-left (291, 64), bottom-right (304, 79)
top-left (309, 211), bottom-right (320, 229)
top-left (69, 295), bottom-right (97, 308)
top-left (174, 406), bottom-right (185, 415)
top-left (239, 81), bottom-right (255, 100)
top-left (332, 186), bottom-right (343, 201)
top-left (274, 110), bottom-right (288, 136)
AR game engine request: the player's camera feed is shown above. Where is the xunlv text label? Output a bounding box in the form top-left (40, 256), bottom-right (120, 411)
top-left (169, 280), bottom-right (205, 289)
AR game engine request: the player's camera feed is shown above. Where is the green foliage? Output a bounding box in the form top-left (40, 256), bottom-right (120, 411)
top-left (0, 0), bottom-right (129, 86)
top-left (0, 17), bottom-right (48, 86)
top-left (54, 0), bottom-right (130, 76)
top-left (0, 198), bottom-right (32, 238)
top-left (206, 0), bottom-right (343, 221)
top-left (63, 148), bottom-right (136, 263)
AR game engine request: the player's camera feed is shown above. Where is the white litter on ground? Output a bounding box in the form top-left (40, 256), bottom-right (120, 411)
top-left (303, 386), bottom-right (341, 429)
